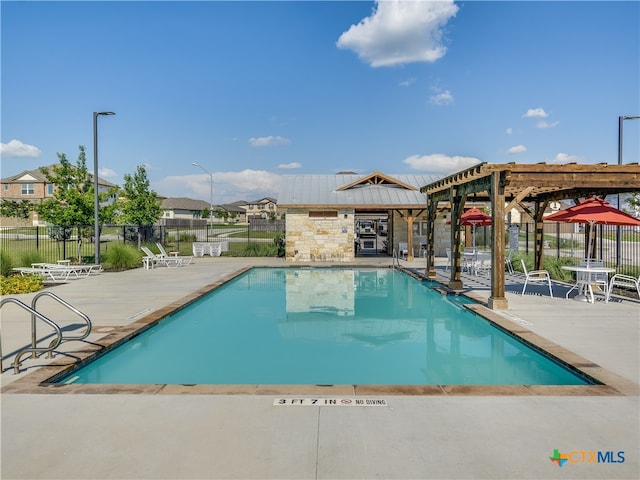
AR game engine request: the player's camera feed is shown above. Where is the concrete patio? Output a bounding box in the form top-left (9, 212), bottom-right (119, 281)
top-left (1, 256), bottom-right (638, 479)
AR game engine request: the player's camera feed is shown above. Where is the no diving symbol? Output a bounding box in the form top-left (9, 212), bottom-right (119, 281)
top-left (340, 399), bottom-right (352, 404)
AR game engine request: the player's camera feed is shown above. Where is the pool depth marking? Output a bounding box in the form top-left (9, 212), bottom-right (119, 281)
top-left (274, 398), bottom-right (388, 406)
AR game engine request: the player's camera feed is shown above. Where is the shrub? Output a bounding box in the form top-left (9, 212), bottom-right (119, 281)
top-left (0, 275), bottom-right (44, 295)
top-left (19, 251), bottom-right (44, 267)
top-left (239, 242), bottom-right (277, 257)
top-left (168, 233), bottom-right (197, 243)
top-left (102, 244), bottom-right (142, 270)
top-left (0, 250), bottom-right (14, 277)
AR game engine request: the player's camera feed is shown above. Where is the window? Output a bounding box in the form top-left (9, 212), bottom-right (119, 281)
top-left (3, 184), bottom-right (8, 191)
top-left (47, 184), bottom-right (54, 195)
top-left (309, 211), bottom-right (338, 218)
top-left (21, 183), bottom-right (34, 195)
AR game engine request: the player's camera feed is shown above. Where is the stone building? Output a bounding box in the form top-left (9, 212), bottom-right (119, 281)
top-left (277, 172), bottom-right (439, 262)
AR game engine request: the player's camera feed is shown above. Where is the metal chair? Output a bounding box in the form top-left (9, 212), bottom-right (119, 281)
top-left (606, 274), bottom-right (640, 303)
top-left (520, 259), bottom-right (553, 297)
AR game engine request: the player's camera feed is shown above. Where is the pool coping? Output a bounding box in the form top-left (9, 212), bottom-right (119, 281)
top-left (1, 265), bottom-right (636, 397)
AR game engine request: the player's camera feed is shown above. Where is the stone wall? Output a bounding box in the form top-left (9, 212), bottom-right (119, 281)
top-left (285, 209), bottom-right (355, 262)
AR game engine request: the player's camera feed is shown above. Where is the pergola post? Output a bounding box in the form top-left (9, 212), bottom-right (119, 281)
top-left (449, 191), bottom-right (465, 290)
top-left (425, 201), bottom-right (438, 278)
top-left (489, 171), bottom-right (508, 310)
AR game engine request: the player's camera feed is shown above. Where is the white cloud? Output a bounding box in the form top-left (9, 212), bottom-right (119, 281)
top-left (403, 154), bottom-right (481, 174)
top-left (505, 128), bottom-right (513, 135)
top-left (0, 139), bottom-right (42, 158)
top-left (508, 145), bottom-right (527, 154)
top-left (336, 0), bottom-right (459, 67)
top-left (154, 170), bottom-right (283, 205)
top-left (536, 120), bottom-right (559, 129)
top-left (398, 77), bottom-right (416, 87)
top-left (98, 168), bottom-right (118, 178)
top-left (522, 108), bottom-right (549, 118)
top-left (249, 136), bottom-right (292, 147)
top-left (278, 162), bottom-right (302, 170)
top-left (430, 90), bottom-right (454, 106)
top-left (550, 152), bottom-right (581, 164)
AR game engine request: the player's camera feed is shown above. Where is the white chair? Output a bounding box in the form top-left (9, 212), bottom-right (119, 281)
top-left (398, 242), bottom-right (409, 260)
top-left (606, 274), bottom-right (640, 303)
top-left (473, 251), bottom-right (492, 276)
top-left (207, 243), bottom-right (223, 257)
top-left (156, 243), bottom-right (193, 265)
top-left (505, 250), bottom-right (514, 274)
top-left (520, 259), bottom-right (553, 297)
top-left (445, 247), bottom-right (452, 271)
top-left (192, 242), bottom-right (205, 257)
top-left (141, 246), bottom-right (182, 268)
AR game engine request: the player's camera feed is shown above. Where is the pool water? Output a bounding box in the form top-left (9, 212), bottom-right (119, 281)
top-left (60, 268), bottom-right (590, 386)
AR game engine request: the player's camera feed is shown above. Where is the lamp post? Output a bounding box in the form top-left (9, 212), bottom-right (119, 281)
top-left (192, 162), bottom-right (213, 237)
top-left (616, 115), bottom-right (639, 267)
top-left (93, 111), bottom-right (115, 265)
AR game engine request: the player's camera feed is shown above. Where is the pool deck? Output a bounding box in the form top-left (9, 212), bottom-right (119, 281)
top-left (1, 256), bottom-right (638, 479)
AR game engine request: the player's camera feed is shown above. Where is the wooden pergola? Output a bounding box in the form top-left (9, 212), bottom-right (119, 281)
top-left (421, 162), bottom-right (640, 309)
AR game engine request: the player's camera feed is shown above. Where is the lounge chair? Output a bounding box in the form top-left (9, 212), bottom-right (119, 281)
top-left (520, 259), bottom-right (553, 297)
top-left (155, 243), bottom-right (193, 265)
top-left (13, 266), bottom-right (71, 282)
top-left (606, 274), bottom-right (640, 302)
top-left (141, 246), bottom-right (182, 269)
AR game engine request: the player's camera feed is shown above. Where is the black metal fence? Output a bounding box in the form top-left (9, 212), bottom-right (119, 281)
top-left (471, 222), bottom-right (640, 275)
top-left (1, 220), bottom-right (638, 274)
top-left (0, 219), bottom-right (286, 266)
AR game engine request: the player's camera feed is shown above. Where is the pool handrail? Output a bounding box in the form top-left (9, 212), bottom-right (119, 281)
top-left (392, 248), bottom-right (400, 268)
top-left (30, 291), bottom-right (92, 358)
top-left (0, 297), bottom-right (63, 374)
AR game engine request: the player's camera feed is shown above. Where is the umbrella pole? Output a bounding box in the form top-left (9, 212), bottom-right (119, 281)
top-left (585, 220), bottom-right (596, 265)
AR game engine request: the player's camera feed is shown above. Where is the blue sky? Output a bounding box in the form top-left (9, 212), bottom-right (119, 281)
top-left (2, 0), bottom-right (639, 205)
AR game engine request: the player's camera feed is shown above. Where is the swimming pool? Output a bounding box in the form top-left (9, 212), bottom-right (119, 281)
top-left (58, 268), bottom-right (591, 386)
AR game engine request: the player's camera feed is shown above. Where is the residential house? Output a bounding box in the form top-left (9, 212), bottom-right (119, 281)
top-left (0, 164), bottom-right (117, 226)
top-left (245, 197), bottom-right (278, 220)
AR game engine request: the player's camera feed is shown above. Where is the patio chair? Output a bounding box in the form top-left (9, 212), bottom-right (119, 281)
top-left (141, 246), bottom-right (182, 269)
top-left (520, 259), bottom-right (553, 298)
top-left (505, 250), bottom-right (514, 274)
top-left (579, 260), bottom-right (609, 300)
top-left (445, 247), bottom-right (452, 271)
top-left (473, 251), bottom-right (492, 276)
top-left (156, 243), bottom-right (193, 265)
top-left (398, 242), bottom-right (409, 260)
top-left (606, 274), bottom-right (640, 303)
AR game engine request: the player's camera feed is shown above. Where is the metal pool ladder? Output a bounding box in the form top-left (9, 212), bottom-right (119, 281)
top-left (0, 291), bottom-right (93, 374)
top-left (392, 248), bottom-right (401, 268)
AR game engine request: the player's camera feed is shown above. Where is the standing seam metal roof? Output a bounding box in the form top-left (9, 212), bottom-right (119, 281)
top-left (277, 174), bottom-right (440, 207)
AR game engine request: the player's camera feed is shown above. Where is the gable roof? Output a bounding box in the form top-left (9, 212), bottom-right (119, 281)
top-left (161, 197), bottom-right (213, 211)
top-left (277, 172), bottom-right (439, 209)
top-left (1, 164), bottom-right (116, 187)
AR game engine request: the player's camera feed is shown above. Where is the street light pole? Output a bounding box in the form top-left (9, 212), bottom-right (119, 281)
top-left (192, 162), bottom-right (213, 237)
top-left (616, 115), bottom-right (640, 267)
top-left (93, 111), bottom-right (115, 265)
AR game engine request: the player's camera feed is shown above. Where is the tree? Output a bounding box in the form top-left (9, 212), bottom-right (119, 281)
top-left (116, 165), bottom-right (162, 249)
top-left (36, 146), bottom-right (117, 262)
top-left (0, 199), bottom-right (32, 220)
top-left (624, 192), bottom-right (640, 218)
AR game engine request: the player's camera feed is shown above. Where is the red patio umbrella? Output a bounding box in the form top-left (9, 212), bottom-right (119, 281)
top-left (460, 207), bottom-right (492, 226)
top-left (460, 208), bottom-right (492, 249)
top-left (545, 196), bottom-right (640, 261)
